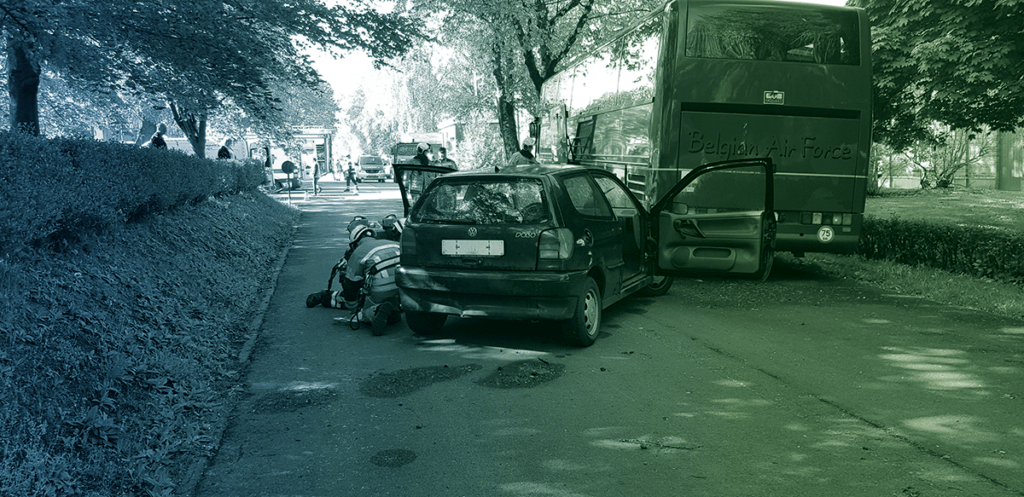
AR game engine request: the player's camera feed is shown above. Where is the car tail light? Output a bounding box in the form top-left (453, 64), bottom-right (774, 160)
top-left (538, 228), bottom-right (573, 260)
top-left (401, 226), bottom-right (416, 258)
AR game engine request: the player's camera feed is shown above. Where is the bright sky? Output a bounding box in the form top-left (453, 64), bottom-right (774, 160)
top-left (310, 0), bottom-right (853, 101)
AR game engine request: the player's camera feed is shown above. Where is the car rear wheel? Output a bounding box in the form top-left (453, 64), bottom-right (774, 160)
top-left (562, 277), bottom-right (602, 347)
top-left (406, 311), bottom-right (447, 335)
top-left (639, 275), bottom-right (674, 297)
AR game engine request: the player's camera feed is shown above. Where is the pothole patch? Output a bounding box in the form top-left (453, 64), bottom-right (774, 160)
top-left (359, 364), bottom-right (483, 398)
top-left (477, 359), bottom-right (565, 388)
top-left (370, 448), bottom-right (417, 467)
top-left (251, 387), bottom-right (338, 414)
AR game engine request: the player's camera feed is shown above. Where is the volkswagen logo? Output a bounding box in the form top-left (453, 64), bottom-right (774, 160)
top-left (467, 227), bottom-right (477, 237)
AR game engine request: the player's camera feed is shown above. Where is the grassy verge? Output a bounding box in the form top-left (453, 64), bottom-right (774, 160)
top-left (780, 252), bottom-right (1024, 320)
top-left (781, 187), bottom-right (1024, 321)
top-left (0, 192), bottom-right (297, 497)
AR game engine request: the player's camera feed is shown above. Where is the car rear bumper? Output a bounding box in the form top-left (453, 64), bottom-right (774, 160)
top-left (397, 267), bottom-right (588, 320)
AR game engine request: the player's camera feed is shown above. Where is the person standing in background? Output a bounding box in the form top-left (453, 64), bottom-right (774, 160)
top-left (217, 138), bottom-right (233, 159)
top-left (413, 143), bottom-right (431, 166)
top-left (432, 147), bottom-right (457, 169)
top-left (502, 136), bottom-right (538, 171)
top-left (346, 160), bottom-right (359, 194)
top-left (142, 123), bottom-right (167, 149)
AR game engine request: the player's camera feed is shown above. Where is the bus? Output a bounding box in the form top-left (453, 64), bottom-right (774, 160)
top-left (538, 0), bottom-right (871, 255)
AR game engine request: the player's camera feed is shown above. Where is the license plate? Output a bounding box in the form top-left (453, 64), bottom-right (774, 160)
top-left (442, 240), bottom-right (504, 257)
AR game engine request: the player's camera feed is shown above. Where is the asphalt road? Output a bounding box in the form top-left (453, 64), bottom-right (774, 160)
top-left (190, 178), bottom-right (1024, 497)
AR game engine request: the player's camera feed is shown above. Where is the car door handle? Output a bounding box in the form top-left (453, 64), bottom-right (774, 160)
top-left (674, 219), bottom-right (706, 238)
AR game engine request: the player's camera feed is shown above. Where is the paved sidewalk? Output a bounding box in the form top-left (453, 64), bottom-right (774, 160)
top-left (188, 178), bottom-right (411, 496)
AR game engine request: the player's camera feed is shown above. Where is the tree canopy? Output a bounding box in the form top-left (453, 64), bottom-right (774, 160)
top-left (868, 0), bottom-right (1024, 150)
top-left (2, 0), bottom-right (422, 154)
top-left (413, 0), bottom-right (660, 157)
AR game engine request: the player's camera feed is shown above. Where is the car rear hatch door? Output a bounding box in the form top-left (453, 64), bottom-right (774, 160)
top-left (393, 164), bottom-right (457, 216)
top-left (404, 175), bottom-right (554, 271)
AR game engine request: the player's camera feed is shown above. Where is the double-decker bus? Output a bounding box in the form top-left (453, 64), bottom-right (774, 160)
top-left (538, 0), bottom-right (871, 255)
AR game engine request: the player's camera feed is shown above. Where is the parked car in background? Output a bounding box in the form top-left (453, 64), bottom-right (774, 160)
top-left (391, 142), bottom-right (441, 166)
top-left (393, 158), bottom-right (777, 347)
top-left (272, 168), bottom-right (302, 190)
top-left (357, 155), bottom-right (388, 182)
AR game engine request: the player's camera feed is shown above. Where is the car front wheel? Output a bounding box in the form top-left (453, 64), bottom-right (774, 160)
top-left (562, 277), bottom-right (602, 347)
top-left (406, 311), bottom-right (447, 335)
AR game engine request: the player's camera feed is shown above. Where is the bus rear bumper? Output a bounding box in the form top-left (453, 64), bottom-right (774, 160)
top-left (775, 225), bottom-right (859, 254)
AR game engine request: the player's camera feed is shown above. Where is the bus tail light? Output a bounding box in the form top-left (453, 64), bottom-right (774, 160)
top-left (800, 212), bottom-right (853, 226)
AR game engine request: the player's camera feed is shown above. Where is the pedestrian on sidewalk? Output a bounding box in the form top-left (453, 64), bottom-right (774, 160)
top-left (345, 160), bottom-right (359, 193)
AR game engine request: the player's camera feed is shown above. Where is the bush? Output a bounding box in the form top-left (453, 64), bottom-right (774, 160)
top-left (0, 132), bottom-right (265, 256)
top-left (0, 189), bottom-right (296, 497)
top-left (860, 216), bottom-right (1024, 284)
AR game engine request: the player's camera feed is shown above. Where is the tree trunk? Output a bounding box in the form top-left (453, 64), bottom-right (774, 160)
top-left (7, 37), bottom-right (41, 136)
top-left (491, 44), bottom-right (521, 160)
top-left (170, 102), bottom-right (207, 158)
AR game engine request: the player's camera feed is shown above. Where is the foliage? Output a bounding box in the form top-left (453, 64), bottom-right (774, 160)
top-left (900, 125), bottom-right (996, 188)
top-left (414, 0), bottom-right (660, 155)
top-left (0, 189), bottom-right (295, 497)
top-left (2, 0), bottom-right (422, 152)
top-left (343, 86), bottom-right (403, 159)
top-left (0, 131), bottom-right (266, 257)
top-left (867, 0), bottom-right (1024, 150)
top-left (859, 215), bottom-right (1024, 285)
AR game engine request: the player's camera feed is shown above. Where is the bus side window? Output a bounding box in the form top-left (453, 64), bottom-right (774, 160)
top-left (572, 118), bottom-right (596, 162)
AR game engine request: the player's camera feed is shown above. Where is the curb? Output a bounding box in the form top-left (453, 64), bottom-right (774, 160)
top-left (176, 218), bottom-right (298, 497)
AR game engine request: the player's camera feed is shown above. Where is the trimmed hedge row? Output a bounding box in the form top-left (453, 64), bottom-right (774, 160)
top-left (859, 216), bottom-right (1024, 284)
top-left (0, 131), bottom-right (265, 256)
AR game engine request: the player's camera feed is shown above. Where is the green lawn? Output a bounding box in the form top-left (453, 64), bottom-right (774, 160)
top-left (865, 188), bottom-right (1024, 230)
top-left (792, 187), bottom-right (1024, 321)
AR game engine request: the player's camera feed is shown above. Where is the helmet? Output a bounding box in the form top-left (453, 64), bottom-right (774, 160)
top-left (347, 216), bottom-right (368, 232)
top-left (522, 136), bottom-right (536, 147)
top-left (349, 224), bottom-right (375, 245)
top-left (381, 214), bottom-right (403, 241)
top-left (417, 142), bottom-right (430, 152)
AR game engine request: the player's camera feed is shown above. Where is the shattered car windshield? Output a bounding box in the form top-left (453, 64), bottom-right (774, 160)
top-left (411, 178), bottom-right (549, 225)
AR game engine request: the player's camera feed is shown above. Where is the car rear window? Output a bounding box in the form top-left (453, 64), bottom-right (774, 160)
top-left (412, 178), bottom-right (549, 225)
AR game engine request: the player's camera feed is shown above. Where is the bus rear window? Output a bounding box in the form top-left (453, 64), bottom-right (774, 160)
top-left (686, 4), bottom-right (860, 66)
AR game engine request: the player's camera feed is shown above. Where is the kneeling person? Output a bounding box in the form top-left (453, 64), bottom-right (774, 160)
top-left (308, 224), bottom-right (401, 336)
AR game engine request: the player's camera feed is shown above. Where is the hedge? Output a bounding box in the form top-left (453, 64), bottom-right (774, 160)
top-left (859, 216), bottom-right (1024, 285)
top-left (0, 131), bottom-right (266, 257)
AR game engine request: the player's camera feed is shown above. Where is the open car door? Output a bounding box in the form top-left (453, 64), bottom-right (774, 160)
top-left (650, 158), bottom-right (776, 280)
top-left (392, 164), bottom-right (457, 217)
